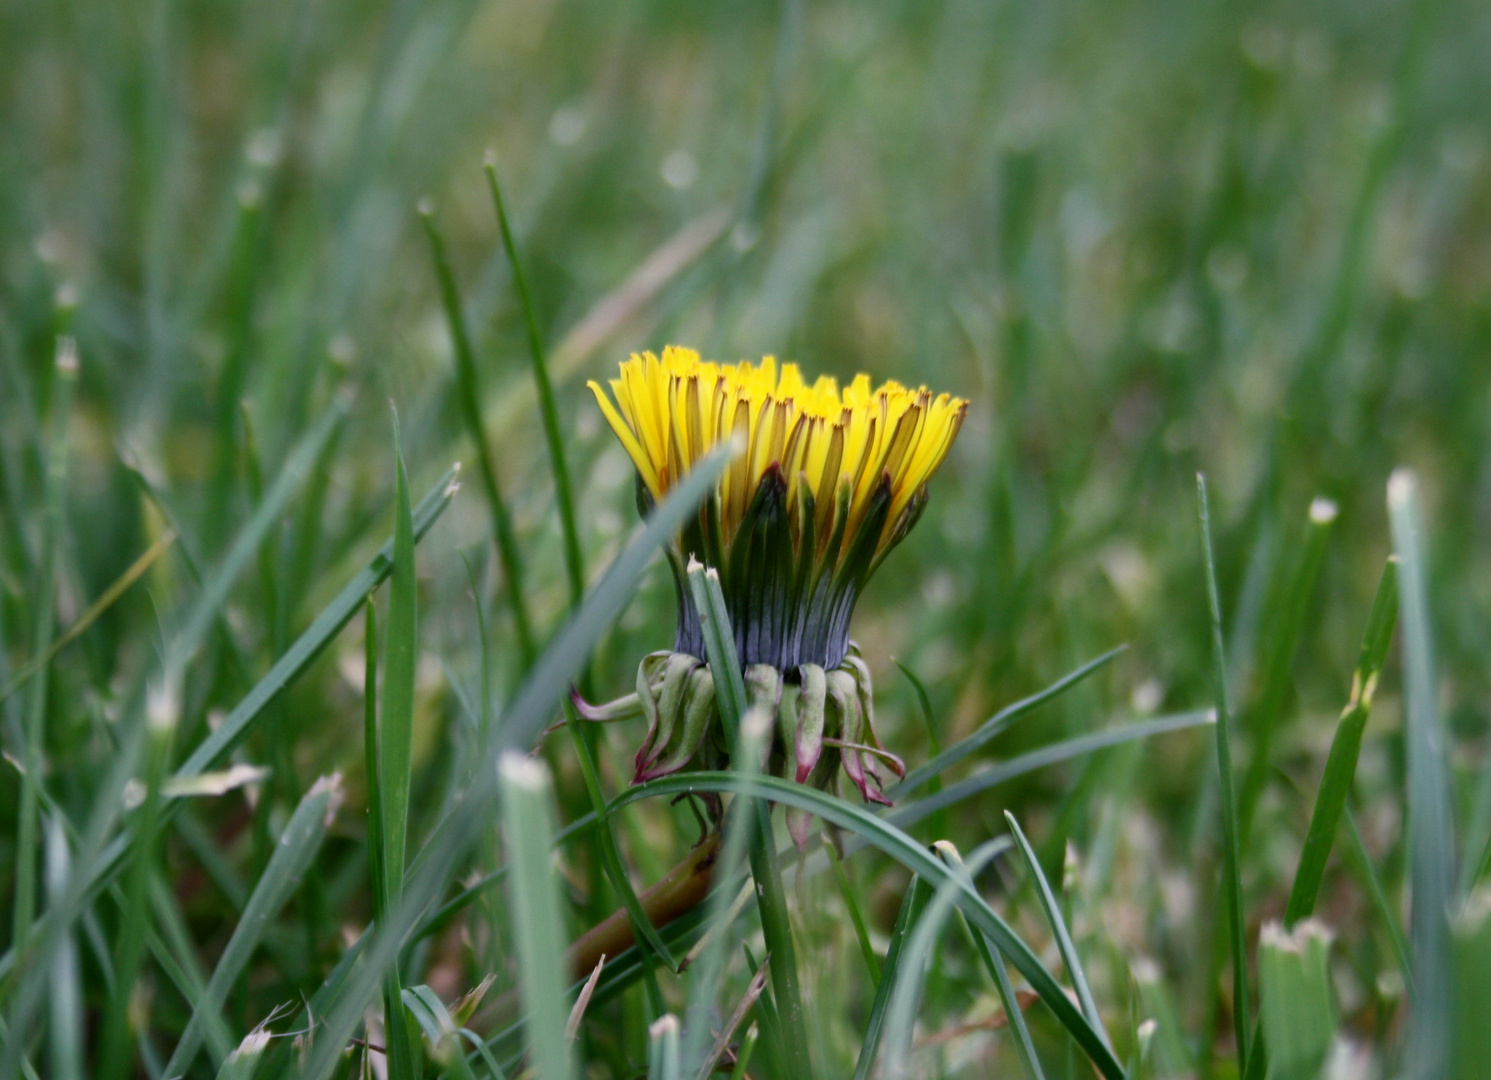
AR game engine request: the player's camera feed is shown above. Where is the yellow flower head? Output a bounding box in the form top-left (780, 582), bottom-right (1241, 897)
top-left (589, 346), bottom-right (966, 671)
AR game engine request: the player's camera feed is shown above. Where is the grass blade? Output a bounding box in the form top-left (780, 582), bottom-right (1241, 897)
top-left (176, 462), bottom-right (459, 781)
top-left (296, 446), bottom-right (734, 1080)
top-left (886, 711), bottom-right (1214, 833)
top-left (13, 339), bottom-right (77, 959)
top-left (1197, 473), bottom-right (1252, 1072)
top-left (0, 528), bottom-right (176, 707)
top-left (881, 838), bottom-right (1011, 1078)
top-left (1387, 468), bottom-right (1455, 1078)
top-left (1284, 556), bottom-right (1398, 926)
top-left (418, 200), bottom-right (535, 664)
top-left (1005, 811), bottom-right (1112, 1052)
top-left (612, 773), bottom-right (1127, 1080)
top-left (499, 753), bottom-right (572, 1080)
top-left (44, 817), bottom-right (82, 1080)
top-left (162, 775), bottom-right (343, 1078)
top-left (892, 645), bottom-right (1127, 798)
top-left (647, 1014), bottom-right (682, 1080)
top-left (377, 414), bottom-right (422, 1080)
top-left (825, 841), bottom-right (881, 984)
top-left (1257, 921), bottom-right (1336, 1080)
top-left (938, 842), bottom-right (1045, 1080)
top-left (484, 155), bottom-right (586, 611)
top-left (1238, 498), bottom-right (1338, 844)
top-left (851, 880), bottom-right (931, 1080)
top-left (1450, 891), bottom-right (1491, 1080)
top-left (686, 561), bottom-right (813, 1079)
top-left (680, 707), bottom-right (773, 1074)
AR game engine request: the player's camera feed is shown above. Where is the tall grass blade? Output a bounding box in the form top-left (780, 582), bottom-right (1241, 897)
top-left (937, 843), bottom-right (1044, 1080)
top-left (499, 753), bottom-right (573, 1080)
top-left (614, 773), bottom-right (1127, 1080)
top-left (1284, 557), bottom-right (1398, 927)
top-left (0, 528), bottom-right (176, 707)
top-left (484, 157), bottom-right (586, 611)
top-left (13, 339), bottom-right (77, 958)
top-left (886, 711), bottom-right (1214, 833)
top-left (177, 461), bottom-right (458, 781)
top-left (850, 876), bottom-right (929, 1080)
top-left (892, 645), bottom-right (1126, 798)
top-left (1387, 468), bottom-right (1455, 1080)
top-left (44, 817), bottom-right (82, 1080)
top-left (1256, 920), bottom-right (1336, 1080)
top-left (647, 1015), bottom-right (682, 1080)
top-left (162, 775), bottom-right (342, 1077)
top-left (1005, 811), bottom-right (1112, 1051)
top-left (376, 414), bottom-right (422, 1080)
top-left (1196, 473), bottom-right (1251, 1072)
top-left (1239, 497), bottom-right (1338, 843)
top-left (297, 447), bottom-right (734, 1080)
top-left (686, 561), bottom-right (813, 1078)
top-left (1450, 890), bottom-right (1491, 1080)
top-left (882, 839), bottom-right (1010, 1078)
top-left (680, 707), bottom-right (772, 1074)
top-left (418, 201), bottom-right (535, 664)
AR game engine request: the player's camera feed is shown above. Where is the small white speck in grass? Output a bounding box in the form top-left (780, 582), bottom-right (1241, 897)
top-left (647, 1014), bottom-right (679, 1040)
top-left (56, 335), bottom-right (79, 374)
top-left (498, 749), bottom-right (551, 792)
top-left (1309, 496), bottom-right (1339, 524)
top-left (54, 283), bottom-right (78, 312)
top-left (1387, 467), bottom-right (1415, 509)
top-left (328, 333), bottom-right (356, 367)
top-left (416, 196), bottom-right (435, 217)
top-left (245, 128), bottom-right (282, 168)
top-left (548, 105), bottom-right (587, 146)
top-left (237, 179), bottom-right (262, 209)
top-left (147, 677), bottom-right (178, 733)
top-left (660, 149), bottom-right (698, 189)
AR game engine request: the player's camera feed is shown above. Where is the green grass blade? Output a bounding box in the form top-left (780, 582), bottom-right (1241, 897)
top-left (1450, 891), bottom-right (1491, 1080)
top-left (1257, 921), bottom-right (1336, 1080)
top-left (1197, 473), bottom-right (1252, 1072)
top-left (484, 155), bottom-right (585, 611)
top-left (647, 1014), bottom-right (682, 1080)
top-left (44, 817), bottom-right (83, 1080)
top-left (402, 986), bottom-right (480, 1080)
top-left (1342, 808), bottom-right (1413, 997)
top-left (0, 528), bottom-right (176, 708)
top-left (940, 842), bottom-right (1044, 1080)
top-left (882, 838), bottom-right (1011, 1078)
top-left (296, 446), bottom-right (734, 1080)
top-left (1239, 498), bottom-right (1338, 844)
top-left (499, 753), bottom-right (573, 1080)
top-left (891, 645), bottom-right (1127, 798)
top-left (680, 707), bottom-right (773, 1074)
top-left (686, 561), bottom-right (813, 1078)
top-left (1005, 811), bottom-right (1112, 1052)
top-left (825, 841), bottom-right (881, 984)
top-left (850, 879), bottom-right (930, 1080)
top-left (378, 413), bottom-right (422, 1080)
top-left (418, 200), bottom-right (535, 664)
top-left (176, 462), bottom-right (459, 780)
top-left (13, 339), bottom-right (77, 959)
top-left (886, 711), bottom-right (1214, 833)
top-left (893, 660), bottom-right (947, 837)
top-left (1387, 468), bottom-right (1455, 1078)
top-left (162, 775), bottom-right (343, 1078)
top-left (1284, 556), bottom-right (1398, 927)
top-left (612, 773), bottom-right (1127, 1080)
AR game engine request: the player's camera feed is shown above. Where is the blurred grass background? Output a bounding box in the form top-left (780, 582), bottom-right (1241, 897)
top-left (3, 0), bottom-right (1491, 1075)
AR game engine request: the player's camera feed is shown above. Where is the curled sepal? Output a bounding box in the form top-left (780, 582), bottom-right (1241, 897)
top-left (793, 664), bottom-right (828, 784)
top-left (828, 667), bottom-right (891, 806)
top-left (568, 686), bottom-right (645, 723)
top-left (636, 652), bottom-right (703, 776)
top-left (840, 653), bottom-right (905, 782)
top-left (636, 665), bottom-right (717, 783)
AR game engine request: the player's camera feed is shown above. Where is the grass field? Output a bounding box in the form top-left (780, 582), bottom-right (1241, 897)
top-left (3, 0), bottom-right (1491, 1076)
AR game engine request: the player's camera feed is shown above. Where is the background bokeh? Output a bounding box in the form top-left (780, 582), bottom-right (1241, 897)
top-left (3, 0), bottom-right (1490, 1075)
